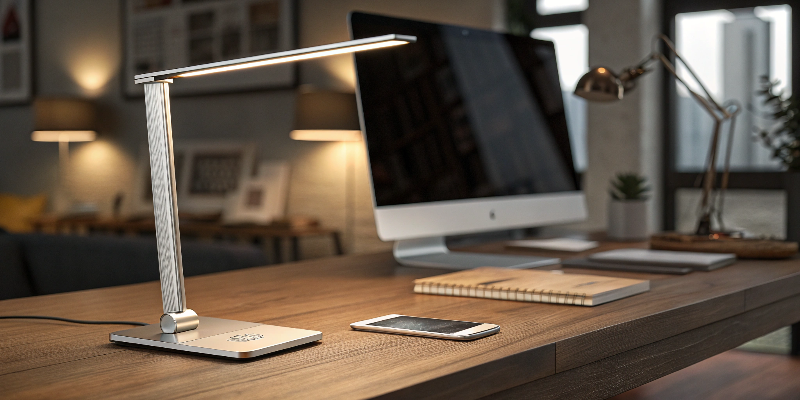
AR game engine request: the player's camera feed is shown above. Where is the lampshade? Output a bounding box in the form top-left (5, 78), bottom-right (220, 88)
top-left (290, 90), bottom-right (362, 142)
top-left (31, 98), bottom-right (97, 142)
top-left (574, 67), bottom-right (624, 101)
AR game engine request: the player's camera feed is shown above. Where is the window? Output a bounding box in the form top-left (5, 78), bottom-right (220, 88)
top-left (663, 0), bottom-right (798, 234)
top-left (536, 0), bottom-right (588, 16)
top-left (508, 0), bottom-right (588, 171)
top-left (531, 25), bottom-right (588, 171)
top-left (673, 6), bottom-right (792, 171)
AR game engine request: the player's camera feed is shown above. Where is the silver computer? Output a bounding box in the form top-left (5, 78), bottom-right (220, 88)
top-left (351, 12), bottom-right (587, 269)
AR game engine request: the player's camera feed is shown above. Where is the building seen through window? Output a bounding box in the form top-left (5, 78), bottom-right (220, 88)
top-left (674, 5), bottom-right (792, 172)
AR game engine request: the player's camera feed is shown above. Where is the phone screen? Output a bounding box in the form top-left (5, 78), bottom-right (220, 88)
top-left (366, 316), bottom-right (481, 334)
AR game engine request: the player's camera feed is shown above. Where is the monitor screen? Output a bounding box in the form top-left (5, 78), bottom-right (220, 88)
top-left (351, 12), bottom-right (579, 209)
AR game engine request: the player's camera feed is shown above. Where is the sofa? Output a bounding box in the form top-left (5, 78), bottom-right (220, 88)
top-left (0, 232), bottom-right (268, 300)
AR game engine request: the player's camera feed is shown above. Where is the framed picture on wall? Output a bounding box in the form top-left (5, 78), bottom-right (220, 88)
top-left (0, 0), bottom-right (32, 105)
top-left (123, 0), bottom-right (296, 97)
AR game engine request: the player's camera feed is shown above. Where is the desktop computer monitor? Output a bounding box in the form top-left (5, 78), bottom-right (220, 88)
top-left (350, 12), bottom-right (587, 269)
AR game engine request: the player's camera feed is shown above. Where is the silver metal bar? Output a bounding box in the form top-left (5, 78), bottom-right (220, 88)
top-left (134, 34), bottom-right (416, 83)
top-left (143, 81), bottom-right (187, 314)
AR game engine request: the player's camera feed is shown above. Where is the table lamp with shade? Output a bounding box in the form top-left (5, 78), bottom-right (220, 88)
top-left (291, 89), bottom-right (362, 252)
top-left (290, 89), bottom-right (362, 142)
top-left (109, 34), bottom-right (416, 359)
top-left (31, 98), bottom-right (97, 213)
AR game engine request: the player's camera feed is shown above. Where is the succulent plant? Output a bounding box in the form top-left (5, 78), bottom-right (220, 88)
top-left (757, 76), bottom-right (800, 170)
top-left (609, 173), bottom-right (650, 201)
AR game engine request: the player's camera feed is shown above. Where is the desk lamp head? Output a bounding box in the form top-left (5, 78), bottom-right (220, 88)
top-left (110, 34), bottom-right (415, 359)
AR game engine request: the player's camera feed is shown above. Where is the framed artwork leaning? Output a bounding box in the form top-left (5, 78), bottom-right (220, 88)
top-left (128, 141), bottom-right (257, 217)
top-left (123, 0), bottom-right (296, 97)
top-left (222, 161), bottom-right (290, 224)
top-left (0, 0), bottom-right (32, 105)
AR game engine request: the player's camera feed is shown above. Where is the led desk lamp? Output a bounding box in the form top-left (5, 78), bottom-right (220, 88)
top-left (110, 34), bottom-right (416, 359)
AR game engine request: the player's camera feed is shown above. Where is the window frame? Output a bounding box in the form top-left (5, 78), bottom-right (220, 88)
top-left (662, 0), bottom-right (800, 231)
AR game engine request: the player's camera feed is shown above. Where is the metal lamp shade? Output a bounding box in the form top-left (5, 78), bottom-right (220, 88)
top-left (290, 91), bottom-right (362, 142)
top-left (574, 67), bottom-right (624, 102)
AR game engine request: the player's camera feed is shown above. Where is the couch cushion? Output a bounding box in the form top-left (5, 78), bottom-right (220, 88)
top-left (0, 193), bottom-right (47, 233)
top-left (17, 234), bottom-right (268, 295)
top-left (0, 234), bottom-right (34, 300)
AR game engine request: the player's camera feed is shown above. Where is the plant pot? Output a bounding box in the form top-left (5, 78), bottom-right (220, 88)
top-left (608, 199), bottom-right (648, 241)
top-left (785, 171), bottom-right (800, 242)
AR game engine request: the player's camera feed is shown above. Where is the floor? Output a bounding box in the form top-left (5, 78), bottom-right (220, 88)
top-left (611, 350), bottom-right (800, 400)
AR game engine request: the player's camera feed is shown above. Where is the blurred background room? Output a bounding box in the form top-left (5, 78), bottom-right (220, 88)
top-left (0, 0), bottom-right (798, 398)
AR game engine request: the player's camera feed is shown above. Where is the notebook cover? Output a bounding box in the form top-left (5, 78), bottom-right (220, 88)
top-left (413, 267), bottom-right (649, 306)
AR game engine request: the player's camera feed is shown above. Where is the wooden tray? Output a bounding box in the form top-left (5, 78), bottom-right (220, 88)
top-left (650, 232), bottom-right (798, 259)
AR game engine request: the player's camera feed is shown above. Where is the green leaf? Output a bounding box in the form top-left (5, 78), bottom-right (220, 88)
top-left (609, 173), bottom-right (650, 200)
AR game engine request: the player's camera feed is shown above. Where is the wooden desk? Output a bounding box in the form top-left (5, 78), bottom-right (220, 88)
top-left (2, 241), bottom-right (800, 399)
top-left (31, 216), bottom-right (343, 262)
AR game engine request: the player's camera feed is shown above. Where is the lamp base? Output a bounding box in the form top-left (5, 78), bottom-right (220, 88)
top-left (650, 232), bottom-right (798, 259)
top-left (110, 316), bottom-right (322, 359)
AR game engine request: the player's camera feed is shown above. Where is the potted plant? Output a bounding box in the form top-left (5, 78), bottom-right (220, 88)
top-left (757, 77), bottom-right (800, 241)
top-left (608, 173), bottom-right (651, 241)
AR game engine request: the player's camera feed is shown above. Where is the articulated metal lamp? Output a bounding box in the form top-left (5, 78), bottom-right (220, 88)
top-left (575, 34), bottom-right (741, 236)
top-left (110, 34), bottom-right (416, 358)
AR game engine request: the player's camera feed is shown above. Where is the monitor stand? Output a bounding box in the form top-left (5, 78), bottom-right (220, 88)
top-left (393, 237), bottom-right (559, 270)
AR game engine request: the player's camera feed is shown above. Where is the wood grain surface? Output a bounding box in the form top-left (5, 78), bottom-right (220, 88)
top-left (612, 348), bottom-right (800, 399)
top-left (2, 241), bottom-right (800, 399)
top-left (492, 293), bottom-right (800, 400)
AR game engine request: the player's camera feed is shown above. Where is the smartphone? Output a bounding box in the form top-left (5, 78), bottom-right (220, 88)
top-left (350, 314), bottom-right (499, 341)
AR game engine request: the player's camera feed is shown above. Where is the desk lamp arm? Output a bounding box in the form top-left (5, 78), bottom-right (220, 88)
top-left (142, 81), bottom-right (199, 333)
top-left (618, 34), bottom-right (744, 234)
top-left (622, 35), bottom-right (727, 120)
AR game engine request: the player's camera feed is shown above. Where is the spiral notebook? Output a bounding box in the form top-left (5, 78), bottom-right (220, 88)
top-left (413, 267), bottom-right (649, 306)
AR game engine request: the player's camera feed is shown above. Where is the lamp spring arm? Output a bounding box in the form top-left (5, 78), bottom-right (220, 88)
top-left (652, 34), bottom-right (731, 118)
top-left (654, 54), bottom-right (722, 121)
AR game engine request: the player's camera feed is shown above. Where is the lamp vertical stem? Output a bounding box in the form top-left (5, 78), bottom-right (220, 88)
top-left (56, 140), bottom-right (70, 213)
top-left (696, 119), bottom-right (723, 236)
top-left (143, 81), bottom-right (187, 315)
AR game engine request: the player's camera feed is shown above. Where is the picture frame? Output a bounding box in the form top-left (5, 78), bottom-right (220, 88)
top-left (0, 0), bottom-right (32, 105)
top-left (128, 141), bottom-right (257, 217)
top-left (122, 0), bottom-right (297, 97)
top-left (222, 161), bottom-right (289, 224)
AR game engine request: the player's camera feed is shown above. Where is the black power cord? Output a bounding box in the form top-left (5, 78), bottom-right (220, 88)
top-left (0, 315), bottom-right (148, 326)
